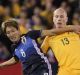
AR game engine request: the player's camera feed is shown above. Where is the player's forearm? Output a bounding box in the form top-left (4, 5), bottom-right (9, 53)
top-left (41, 25), bottom-right (80, 36)
top-left (0, 57), bottom-right (18, 68)
top-left (51, 27), bottom-right (74, 34)
top-left (41, 27), bottom-right (73, 36)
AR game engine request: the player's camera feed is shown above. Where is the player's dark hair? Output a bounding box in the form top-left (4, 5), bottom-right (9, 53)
top-left (2, 19), bottom-right (19, 34)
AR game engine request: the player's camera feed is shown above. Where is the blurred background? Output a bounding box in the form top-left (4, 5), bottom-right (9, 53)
top-left (0, 0), bottom-right (80, 30)
top-left (0, 0), bottom-right (80, 75)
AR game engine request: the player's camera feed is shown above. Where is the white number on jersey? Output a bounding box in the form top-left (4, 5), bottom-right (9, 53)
top-left (20, 49), bottom-right (26, 57)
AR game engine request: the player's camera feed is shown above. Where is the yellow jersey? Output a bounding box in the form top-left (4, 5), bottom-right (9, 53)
top-left (41, 32), bottom-right (80, 75)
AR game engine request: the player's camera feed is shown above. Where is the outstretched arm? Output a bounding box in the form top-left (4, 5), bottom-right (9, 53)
top-left (41, 25), bottom-right (80, 36)
top-left (0, 57), bottom-right (18, 68)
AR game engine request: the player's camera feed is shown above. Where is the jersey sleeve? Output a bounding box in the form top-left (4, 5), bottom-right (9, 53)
top-left (41, 36), bottom-right (50, 54)
top-left (27, 30), bottom-right (41, 39)
top-left (13, 52), bottom-right (19, 61)
top-left (11, 44), bottom-right (19, 61)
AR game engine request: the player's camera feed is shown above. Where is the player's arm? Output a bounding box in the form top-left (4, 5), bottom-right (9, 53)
top-left (41, 25), bottom-right (80, 36)
top-left (27, 25), bottom-right (80, 39)
top-left (41, 37), bottom-right (57, 62)
top-left (27, 27), bottom-right (75, 39)
top-left (47, 49), bottom-right (57, 63)
top-left (0, 57), bottom-right (18, 68)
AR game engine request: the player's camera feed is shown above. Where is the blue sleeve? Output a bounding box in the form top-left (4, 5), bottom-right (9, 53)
top-left (27, 30), bottom-right (41, 39)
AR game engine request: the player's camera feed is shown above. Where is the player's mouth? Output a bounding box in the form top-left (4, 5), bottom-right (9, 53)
top-left (57, 22), bottom-right (63, 28)
top-left (57, 22), bottom-right (62, 25)
top-left (10, 37), bottom-right (17, 41)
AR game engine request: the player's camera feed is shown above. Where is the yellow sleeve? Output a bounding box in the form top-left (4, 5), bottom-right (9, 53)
top-left (41, 36), bottom-right (50, 54)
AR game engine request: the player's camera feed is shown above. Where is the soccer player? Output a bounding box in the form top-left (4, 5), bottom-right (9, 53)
top-left (41, 8), bottom-right (80, 75)
top-left (0, 19), bottom-right (80, 75)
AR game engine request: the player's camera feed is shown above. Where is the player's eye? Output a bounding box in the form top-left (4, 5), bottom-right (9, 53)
top-left (60, 15), bottom-right (64, 18)
top-left (6, 31), bottom-right (10, 35)
top-left (11, 30), bottom-right (15, 33)
top-left (55, 15), bottom-right (59, 18)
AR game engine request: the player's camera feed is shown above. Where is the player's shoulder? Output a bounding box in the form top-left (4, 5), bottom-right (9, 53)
top-left (45, 36), bottom-right (55, 39)
top-left (43, 36), bottom-right (55, 43)
top-left (54, 32), bottom-right (79, 40)
top-left (21, 32), bottom-right (31, 38)
top-left (44, 36), bottom-right (51, 41)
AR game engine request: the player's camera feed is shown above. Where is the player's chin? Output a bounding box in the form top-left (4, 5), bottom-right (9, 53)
top-left (10, 39), bottom-right (17, 43)
top-left (57, 24), bottom-right (64, 28)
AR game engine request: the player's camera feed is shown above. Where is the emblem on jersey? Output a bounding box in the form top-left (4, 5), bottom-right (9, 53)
top-left (44, 73), bottom-right (48, 75)
top-left (15, 49), bottom-right (18, 51)
top-left (21, 36), bottom-right (26, 44)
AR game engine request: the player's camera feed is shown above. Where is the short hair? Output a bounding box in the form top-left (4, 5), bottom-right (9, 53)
top-left (53, 7), bottom-right (67, 17)
top-left (2, 19), bottom-right (19, 33)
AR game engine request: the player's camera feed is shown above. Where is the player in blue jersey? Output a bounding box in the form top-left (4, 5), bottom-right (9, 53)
top-left (0, 19), bottom-right (80, 75)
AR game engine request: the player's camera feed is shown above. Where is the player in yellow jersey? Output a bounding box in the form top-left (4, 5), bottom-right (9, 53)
top-left (41, 8), bottom-right (80, 75)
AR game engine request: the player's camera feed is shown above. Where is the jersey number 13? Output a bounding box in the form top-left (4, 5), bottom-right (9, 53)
top-left (61, 38), bottom-right (70, 45)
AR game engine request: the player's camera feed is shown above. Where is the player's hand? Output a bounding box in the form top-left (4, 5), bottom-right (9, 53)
top-left (0, 64), bottom-right (3, 68)
top-left (73, 25), bottom-right (80, 34)
top-left (0, 63), bottom-right (4, 68)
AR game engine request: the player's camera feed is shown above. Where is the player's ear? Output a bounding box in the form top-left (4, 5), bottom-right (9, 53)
top-left (66, 16), bottom-right (68, 23)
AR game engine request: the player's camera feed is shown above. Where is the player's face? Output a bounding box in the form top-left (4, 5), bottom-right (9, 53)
top-left (6, 26), bottom-right (21, 43)
top-left (53, 10), bottom-right (68, 28)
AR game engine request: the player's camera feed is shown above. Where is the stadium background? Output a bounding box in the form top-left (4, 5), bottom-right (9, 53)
top-left (0, 0), bottom-right (79, 75)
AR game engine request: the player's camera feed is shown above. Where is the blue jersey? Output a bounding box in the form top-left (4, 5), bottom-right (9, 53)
top-left (12, 30), bottom-right (51, 71)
